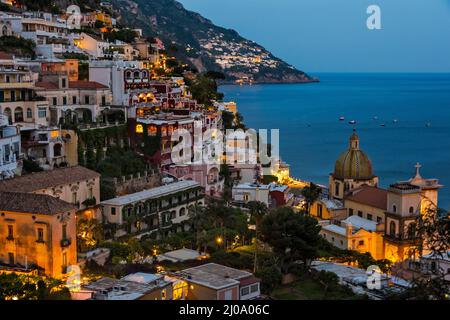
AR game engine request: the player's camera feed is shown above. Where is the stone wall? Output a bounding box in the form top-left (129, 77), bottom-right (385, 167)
top-left (105, 170), bottom-right (161, 196)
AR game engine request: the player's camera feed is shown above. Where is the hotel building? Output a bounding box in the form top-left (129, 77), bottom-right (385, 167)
top-left (100, 180), bottom-right (204, 238)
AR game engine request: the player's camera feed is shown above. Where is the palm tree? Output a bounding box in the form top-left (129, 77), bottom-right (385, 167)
top-left (301, 183), bottom-right (322, 215)
top-left (247, 201), bottom-right (268, 273)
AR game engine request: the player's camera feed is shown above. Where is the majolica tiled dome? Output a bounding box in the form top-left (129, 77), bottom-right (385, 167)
top-left (334, 130), bottom-right (374, 180)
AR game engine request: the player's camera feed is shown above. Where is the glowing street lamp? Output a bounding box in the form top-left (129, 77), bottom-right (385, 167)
top-left (216, 236), bottom-right (223, 245)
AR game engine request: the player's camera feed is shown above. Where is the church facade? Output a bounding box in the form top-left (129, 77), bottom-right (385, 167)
top-left (318, 131), bottom-right (443, 263)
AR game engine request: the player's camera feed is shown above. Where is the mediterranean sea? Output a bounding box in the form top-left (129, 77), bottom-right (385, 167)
top-left (220, 73), bottom-right (450, 210)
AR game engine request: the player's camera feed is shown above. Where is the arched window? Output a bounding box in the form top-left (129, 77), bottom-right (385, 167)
top-left (4, 107), bottom-right (12, 124)
top-left (390, 221), bottom-right (396, 236)
top-left (133, 71), bottom-right (140, 79)
top-left (179, 207), bottom-right (186, 217)
top-left (409, 206), bottom-right (414, 214)
top-left (2, 26), bottom-right (8, 36)
top-left (126, 71), bottom-right (132, 79)
top-left (26, 108), bottom-right (32, 118)
top-left (344, 183), bottom-right (350, 193)
top-left (335, 182), bottom-right (340, 197)
top-left (14, 107), bottom-right (23, 122)
top-left (392, 205), bottom-right (397, 213)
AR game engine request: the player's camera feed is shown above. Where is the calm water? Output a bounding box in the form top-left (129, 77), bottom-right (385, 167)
top-left (220, 73), bottom-right (450, 210)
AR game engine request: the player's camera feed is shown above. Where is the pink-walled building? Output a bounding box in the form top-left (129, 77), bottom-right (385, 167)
top-left (165, 163), bottom-right (224, 197)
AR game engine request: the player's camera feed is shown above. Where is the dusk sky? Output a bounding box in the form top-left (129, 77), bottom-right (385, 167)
top-left (178, 0), bottom-right (450, 73)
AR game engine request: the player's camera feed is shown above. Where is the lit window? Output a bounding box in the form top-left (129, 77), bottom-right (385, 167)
top-left (136, 124), bottom-right (143, 133)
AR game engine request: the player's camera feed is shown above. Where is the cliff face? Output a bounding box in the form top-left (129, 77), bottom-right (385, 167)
top-left (110, 0), bottom-right (317, 83)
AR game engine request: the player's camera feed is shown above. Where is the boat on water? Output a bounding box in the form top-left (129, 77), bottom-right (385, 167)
top-left (393, 119), bottom-right (399, 123)
top-left (380, 123), bottom-right (386, 127)
top-left (339, 116), bottom-right (345, 121)
top-left (426, 122), bottom-right (432, 127)
top-left (348, 120), bottom-right (357, 125)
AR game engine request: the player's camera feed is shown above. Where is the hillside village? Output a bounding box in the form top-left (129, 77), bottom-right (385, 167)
top-left (0, 0), bottom-right (448, 301)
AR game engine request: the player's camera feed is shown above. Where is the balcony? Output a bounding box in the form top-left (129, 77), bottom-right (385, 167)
top-left (60, 238), bottom-right (71, 247)
top-left (0, 82), bottom-right (34, 89)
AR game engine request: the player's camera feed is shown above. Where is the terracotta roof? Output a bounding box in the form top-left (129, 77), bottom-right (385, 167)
top-left (35, 81), bottom-right (59, 89)
top-left (0, 192), bottom-right (76, 215)
top-left (0, 166), bottom-right (100, 193)
top-left (0, 52), bottom-right (13, 60)
top-left (345, 185), bottom-right (388, 210)
top-left (69, 81), bottom-right (108, 89)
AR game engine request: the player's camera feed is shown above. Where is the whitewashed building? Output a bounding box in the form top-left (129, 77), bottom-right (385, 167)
top-left (232, 182), bottom-right (270, 207)
top-left (0, 113), bottom-right (21, 179)
top-left (75, 33), bottom-right (110, 59)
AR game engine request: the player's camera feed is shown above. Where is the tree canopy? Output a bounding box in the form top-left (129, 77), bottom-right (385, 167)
top-left (260, 207), bottom-right (322, 273)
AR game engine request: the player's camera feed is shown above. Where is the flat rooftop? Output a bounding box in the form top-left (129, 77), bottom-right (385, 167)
top-left (233, 183), bottom-right (270, 190)
top-left (101, 180), bottom-right (201, 206)
top-left (180, 263), bottom-right (253, 290)
top-left (157, 248), bottom-right (203, 262)
top-left (84, 274), bottom-right (169, 300)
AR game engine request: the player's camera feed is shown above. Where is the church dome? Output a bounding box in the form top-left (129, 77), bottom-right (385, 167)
top-left (334, 130), bottom-right (374, 180)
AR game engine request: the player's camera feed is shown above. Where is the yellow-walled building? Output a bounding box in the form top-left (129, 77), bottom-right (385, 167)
top-left (310, 197), bottom-right (346, 221)
top-left (0, 192), bottom-right (77, 278)
top-left (320, 215), bottom-right (385, 260)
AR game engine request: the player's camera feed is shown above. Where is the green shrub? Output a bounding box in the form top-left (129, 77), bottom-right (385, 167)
top-left (256, 266), bottom-right (282, 294)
